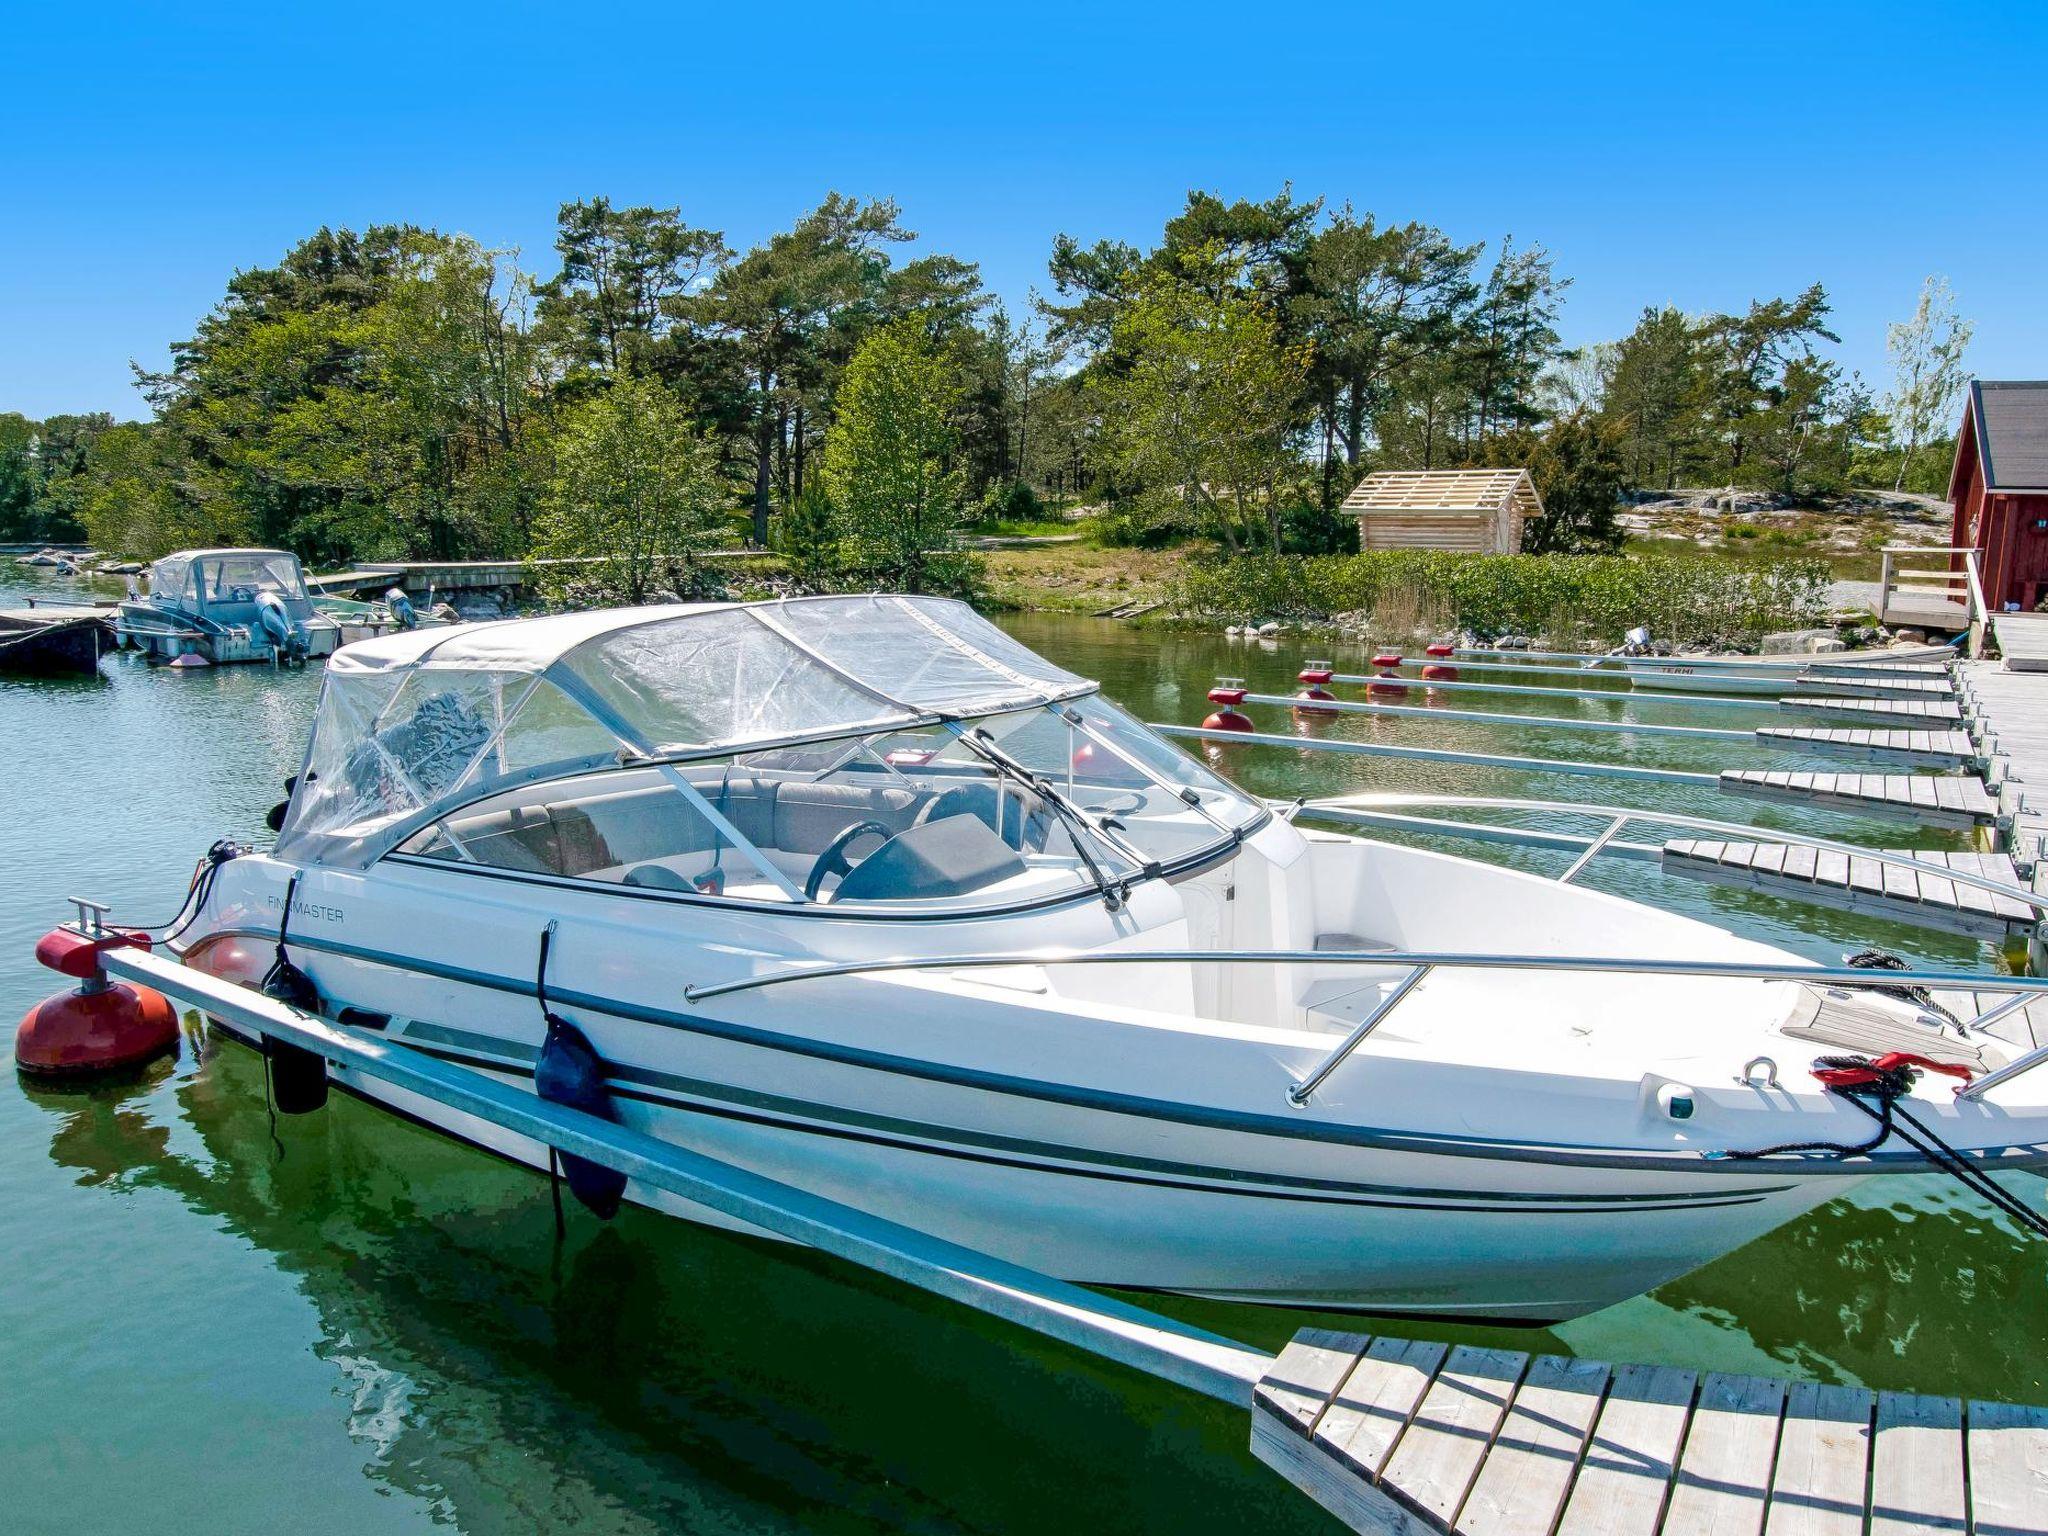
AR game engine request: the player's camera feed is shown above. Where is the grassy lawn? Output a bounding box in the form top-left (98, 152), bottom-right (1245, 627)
top-left (980, 541), bottom-right (1191, 613)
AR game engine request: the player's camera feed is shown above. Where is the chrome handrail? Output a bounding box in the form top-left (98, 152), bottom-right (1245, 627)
top-left (681, 945), bottom-right (2048, 1104)
top-left (1288, 964), bottom-right (1430, 1106)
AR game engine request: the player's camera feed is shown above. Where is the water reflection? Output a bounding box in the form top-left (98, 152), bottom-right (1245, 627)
top-left (23, 1029), bottom-right (1328, 1535)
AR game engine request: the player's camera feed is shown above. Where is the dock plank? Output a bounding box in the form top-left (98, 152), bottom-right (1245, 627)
top-left (1663, 1373), bottom-right (1788, 1536)
top-left (1458, 1354), bottom-right (1610, 1536)
top-left (1254, 1332), bottom-right (2048, 1536)
top-left (1318, 1336), bottom-right (1450, 1482)
top-left (1660, 843), bottom-right (2031, 940)
top-left (1969, 1399), bottom-right (2048, 1536)
top-left (1786, 695), bottom-right (1963, 723)
top-left (1555, 1362), bottom-right (1698, 1536)
top-left (1378, 1346), bottom-right (1525, 1525)
top-left (1764, 1381), bottom-right (1872, 1536)
top-left (1718, 768), bottom-right (1995, 828)
top-left (1868, 1391), bottom-right (1964, 1536)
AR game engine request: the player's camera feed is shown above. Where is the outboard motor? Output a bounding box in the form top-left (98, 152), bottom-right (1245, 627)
top-left (385, 588), bottom-right (417, 630)
top-left (255, 591), bottom-right (307, 663)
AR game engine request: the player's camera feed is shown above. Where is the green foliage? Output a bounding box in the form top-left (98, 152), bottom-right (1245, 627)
top-left (775, 481), bottom-right (842, 587)
top-left (1090, 262), bottom-right (1310, 552)
top-left (533, 378), bottom-right (731, 603)
top-left (1520, 414), bottom-right (1627, 553)
top-left (1171, 548), bottom-right (1831, 648)
top-left (823, 319), bottom-right (972, 593)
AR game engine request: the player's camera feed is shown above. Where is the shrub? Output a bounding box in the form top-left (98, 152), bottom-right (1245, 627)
top-left (1168, 549), bottom-right (1830, 648)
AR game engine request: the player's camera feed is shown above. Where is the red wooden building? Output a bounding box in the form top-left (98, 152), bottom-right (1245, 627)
top-left (1951, 380), bottom-right (2048, 612)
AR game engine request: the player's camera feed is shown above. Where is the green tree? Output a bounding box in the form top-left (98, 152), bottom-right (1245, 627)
top-left (689, 195), bottom-right (912, 546)
top-left (1883, 275), bottom-right (1973, 491)
top-left (534, 377), bottom-right (731, 603)
top-left (1520, 414), bottom-right (1628, 553)
top-left (1091, 266), bottom-right (1310, 552)
top-left (536, 197), bottom-right (729, 388)
top-left (1598, 307), bottom-right (1703, 488)
top-left (823, 319), bottom-right (968, 592)
top-left (1748, 356), bottom-right (1865, 499)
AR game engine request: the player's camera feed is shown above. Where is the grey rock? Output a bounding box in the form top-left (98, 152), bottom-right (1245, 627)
top-left (1760, 627), bottom-right (1837, 655)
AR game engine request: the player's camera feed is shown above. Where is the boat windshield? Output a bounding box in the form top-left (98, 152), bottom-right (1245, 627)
top-left (390, 704), bottom-right (1264, 910)
top-left (200, 553), bottom-right (308, 602)
top-left (274, 595), bottom-right (1262, 897)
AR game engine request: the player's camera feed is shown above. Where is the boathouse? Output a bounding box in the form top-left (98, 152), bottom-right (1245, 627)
top-left (1950, 380), bottom-right (2048, 613)
top-left (1343, 468), bottom-right (1542, 555)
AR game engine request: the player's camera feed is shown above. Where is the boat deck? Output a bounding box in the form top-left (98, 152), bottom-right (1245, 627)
top-left (1718, 769), bottom-right (1998, 829)
top-left (1253, 1328), bottom-right (2048, 1536)
top-left (1662, 842), bottom-right (2033, 940)
top-left (1750, 726), bottom-right (1976, 768)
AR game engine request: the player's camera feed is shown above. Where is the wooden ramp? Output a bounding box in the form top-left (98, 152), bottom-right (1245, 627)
top-left (1752, 726), bottom-right (1976, 769)
top-left (1803, 660), bottom-right (1953, 680)
top-left (1719, 769), bottom-right (1999, 829)
top-left (1252, 1329), bottom-right (2048, 1536)
top-left (1991, 612), bottom-right (2048, 673)
top-left (1785, 695), bottom-right (1965, 724)
top-left (1662, 841), bottom-right (2034, 939)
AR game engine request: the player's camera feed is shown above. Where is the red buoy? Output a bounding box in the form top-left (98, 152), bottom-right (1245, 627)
top-left (17, 924), bottom-right (177, 1079)
top-left (1421, 642), bottom-right (1459, 683)
top-left (1293, 664), bottom-right (1339, 716)
top-left (1366, 653), bottom-right (1408, 698)
top-left (1202, 684), bottom-right (1255, 732)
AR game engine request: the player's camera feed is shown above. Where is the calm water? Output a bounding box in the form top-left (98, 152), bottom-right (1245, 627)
top-left (3, 573), bottom-right (2043, 1535)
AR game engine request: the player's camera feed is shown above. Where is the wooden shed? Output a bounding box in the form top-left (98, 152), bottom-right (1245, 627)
top-left (1950, 380), bottom-right (2048, 612)
top-left (1343, 468), bottom-right (1542, 554)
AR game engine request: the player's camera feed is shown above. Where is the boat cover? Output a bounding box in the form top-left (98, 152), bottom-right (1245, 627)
top-left (276, 596), bottom-right (1095, 867)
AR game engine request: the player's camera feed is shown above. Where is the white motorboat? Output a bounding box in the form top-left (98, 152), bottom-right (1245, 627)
top-left (160, 596), bottom-right (2048, 1322)
top-left (115, 548), bottom-right (341, 663)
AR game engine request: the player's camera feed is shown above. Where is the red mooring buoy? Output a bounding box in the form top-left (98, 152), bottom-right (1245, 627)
top-left (1293, 664), bottom-right (1339, 716)
top-left (1202, 684), bottom-right (1255, 732)
top-left (1366, 652), bottom-right (1408, 697)
top-left (1421, 642), bottom-right (1460, 683)
top-left (15, 919), bottom-right (178, 1079)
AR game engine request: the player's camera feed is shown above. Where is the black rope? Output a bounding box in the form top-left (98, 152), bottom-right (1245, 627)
top-left (1721, 1052), bottom-right (2048, 1243)
top-left (259, 1043), bottom-right (286, 1161)
top-left (1844, 948), bottom-right (1965, 1033)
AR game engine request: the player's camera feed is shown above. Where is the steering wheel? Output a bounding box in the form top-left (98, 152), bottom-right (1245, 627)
top-left (1080, 787), bottom-right (1150, 816)
top-left (804, 819), bottom-right (894, 902)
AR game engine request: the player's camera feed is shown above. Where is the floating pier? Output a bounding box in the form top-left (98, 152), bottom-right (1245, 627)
top-left (1253, 1328), bottom-right (2048, 1536)
top-left (1751, 727), bottom-right (1977, 769)
top-left (1663, 842), bottom-right (2034, 940)
top-left (1785, 674), bottom-right (1960, 700)
top-left (1718, 769), bottom-right (1999, 829)
top-left (1787, 696), bottom-right (1966, 724)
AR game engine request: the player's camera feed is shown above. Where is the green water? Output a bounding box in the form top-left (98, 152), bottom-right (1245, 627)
top-left (2, 573), bottom-right (2042, 1535)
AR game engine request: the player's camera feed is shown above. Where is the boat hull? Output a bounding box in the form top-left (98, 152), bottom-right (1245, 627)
top-left (194, 985), bottom-right (1851, 1324)
top-left (0, 612), bottom-right (107, 675)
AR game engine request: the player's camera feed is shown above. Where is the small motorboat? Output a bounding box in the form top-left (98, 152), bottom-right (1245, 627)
top-left (153, 596), bottom-right (2048, 1322)
top-left (115, 549), bottom-right (340, 664)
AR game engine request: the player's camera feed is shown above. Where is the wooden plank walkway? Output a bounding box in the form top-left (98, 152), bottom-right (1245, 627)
top-left (1787, 675), bottom-right (1957, 700)
top-left (1784, 695), bottom-right (1965, 724)
top-left (1252, 1330), bottom-right (2048, 1536)
top-left (1752, 726), bottom-right (1976, 769)
top-left (1719, 769), bottom-right (1998, 829)
top-left (1662, 842), bottom-right (2034, 940)
top-left (1992, 612), bottom-right (2048, 673)
top-left (1803, 660), bottom-right (1953, 680)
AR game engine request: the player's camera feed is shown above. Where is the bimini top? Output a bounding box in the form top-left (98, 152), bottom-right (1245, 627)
top-left (278, 595), bottom-right (1094, 867)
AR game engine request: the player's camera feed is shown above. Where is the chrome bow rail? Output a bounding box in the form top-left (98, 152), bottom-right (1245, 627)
top-left (684, 945), bottom-right (2048, 1106)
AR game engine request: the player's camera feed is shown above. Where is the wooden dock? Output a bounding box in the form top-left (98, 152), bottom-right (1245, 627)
top-left (1752, 727), bottom-right (1977, 769)
top-left (1991, 612), bottom-right (2048, 673)
top-left (1785, 695), bottom-right (1965, 725)
top-left (1787, 675), bottom-right (1958, 700)
top-left (1663, 841), bottom-right (2033, 939)
top-left (1719, 769), bottom-right (1998, 829)
top-left (1253, 1329), bottom-right (2048, 1536)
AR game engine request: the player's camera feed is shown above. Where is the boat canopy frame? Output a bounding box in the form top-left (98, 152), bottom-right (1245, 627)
top-left (273, 596), bottom-right (1244, 883)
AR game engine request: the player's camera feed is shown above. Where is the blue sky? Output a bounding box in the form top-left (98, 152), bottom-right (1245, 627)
top-left (3, 1), bottom-right (2042, 419)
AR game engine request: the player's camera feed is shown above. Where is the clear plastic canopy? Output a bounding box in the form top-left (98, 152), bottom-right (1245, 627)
top-left (276, 595), bottom-right (1095, 867)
